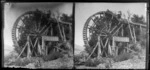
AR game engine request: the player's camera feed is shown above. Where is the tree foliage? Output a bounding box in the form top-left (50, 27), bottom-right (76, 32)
top-left (131, 14), bottom-right (145, 24)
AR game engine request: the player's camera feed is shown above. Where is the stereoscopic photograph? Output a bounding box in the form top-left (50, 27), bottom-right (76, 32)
top-left (3, 3), bottom-right (73, 69)
top-left (74, 3), bottom-right (148, 69)
top-left (2, 2), bottom-right (149, 69)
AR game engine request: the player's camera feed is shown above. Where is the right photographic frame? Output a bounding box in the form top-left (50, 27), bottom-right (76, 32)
top-left (74, 3), bottom-right (149, 69)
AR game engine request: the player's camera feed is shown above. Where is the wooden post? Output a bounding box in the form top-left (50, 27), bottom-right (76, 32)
top-left (38, 41), bottom-right (42, 55)
top-left (116, 45), bottom-right (118, 56)
top-left (62, 25), bottom-right (66, 42)
top-left (100, 38), bottom-right (104, 48)
top-left (50, 24), bottom-right (53, 36)
top-left (27, 36), bottom-right (31, 58)
top-left (140, 25), bottom-right (142, 33)
top-left (42, 37), bottom-right (46, 55)
top-left (112, 37), bottom-right (117, 56)
top-left (112, 37), bottom-right (115, 56)
top-left (104, 38), bottom-right (109, 48)
top-left (126, 43), bottom-right (129, 53)
top-left (133, 26), bottom-right (136, 43)
top-left (128, 22), bottom-right (134, 41)
top-left (108, 41), bottom-right (112, 56)
top-left (97, 35), bottom-right (101, 59)
top-left (121, 27), bottom-right (124, 36)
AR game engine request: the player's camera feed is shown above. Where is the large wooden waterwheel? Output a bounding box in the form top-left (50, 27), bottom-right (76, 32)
top-left (12, 9), bottom-right (72, 57)
top-left (83, 10), bottom-right (134, 59)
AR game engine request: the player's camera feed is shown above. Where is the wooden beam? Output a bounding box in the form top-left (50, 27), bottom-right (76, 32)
top-left (34, 38), bottom-right (38, 47)
top-left (42, 36), bottom-right (45, 55)
top-left (17, 42), bottom-right (27, 59)
top-left (86, 42), bottom-right (98, 61)
top-left (108, 15), bottom-right (113, 32)
top-left (29, 37), bottom-right (35, 55)
top-left (39, 25), bottom-right (46, 33)
top-left (58, 22), bottom-right (63, 40)
top-left (54, 46), bottom-right (67, 52)
top-left (110, 22), bottom-right (121, 33)
top-left (112, 24), bottom-right (123, 36)
top-left (59, 20), bottom-right (72, 25)
top-left (104, 38), bottom-right (109, 48)
top-left (129, 21), bottom-right (146, 27)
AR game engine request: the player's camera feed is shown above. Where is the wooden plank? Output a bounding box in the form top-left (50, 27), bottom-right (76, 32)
top-left (42, 36), bottom-right (59, 41)
top-left (113, 36), bottom-right (129, 42)
top-left (42, 36), bottom-right (59, 56)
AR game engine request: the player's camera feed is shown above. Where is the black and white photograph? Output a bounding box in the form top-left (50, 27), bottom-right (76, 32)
top-left (74, 3), bottom-right (148, 69)
top-left (3, 3), bottom-right (73, 69)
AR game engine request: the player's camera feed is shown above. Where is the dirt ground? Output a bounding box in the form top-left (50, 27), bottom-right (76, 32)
top-left (111, 49), bottom-right (146, 69)
top-left (75, 49), bottom-right (146, 69)
top-left (4, 50), bottom-right (73, 69)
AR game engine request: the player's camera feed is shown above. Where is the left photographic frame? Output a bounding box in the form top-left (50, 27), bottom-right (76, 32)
top-left (3, 2), bottom-right (74, 69)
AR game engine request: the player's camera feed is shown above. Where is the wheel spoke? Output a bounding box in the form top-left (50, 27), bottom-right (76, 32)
top-left (110, 22), bottom-right (121, 33)
top-left (112, 24), bottom-right (123, 36)
top-left (39, 25), bottom-right (47, 33)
